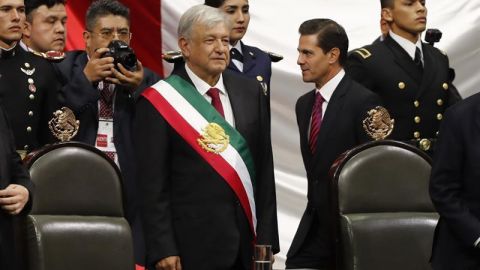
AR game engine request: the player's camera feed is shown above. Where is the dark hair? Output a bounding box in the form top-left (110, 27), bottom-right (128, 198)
top-left (298, 18), bottom-right (349, 66)
top-left (380, 0), bottom-right (394, 8)
top-left (85, 0), bottom-right (130, 31)
top-left (204, 0), bottom-right (226, 8)
top-left (25, 0), bottom-right (66, 20)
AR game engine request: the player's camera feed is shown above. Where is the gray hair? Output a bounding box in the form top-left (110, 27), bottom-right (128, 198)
top-left (178, 4), bottom-right (231, 40)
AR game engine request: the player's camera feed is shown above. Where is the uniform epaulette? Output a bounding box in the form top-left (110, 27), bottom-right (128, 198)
top-left (30, 50), bottom-right (65, 62)
top-left (265, 51), bottom-right (283, 62)
top-left (162, 50), bottom-right (184, 63)
top-left (439, 49), bottom-right (448, 56)
top-left (354, 48), bottom-right (372, 59)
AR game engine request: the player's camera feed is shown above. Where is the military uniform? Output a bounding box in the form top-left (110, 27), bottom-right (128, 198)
top-left (347, 35), bottom-right (461, 152)
top-left (0, 44), bottom-right (60, 153)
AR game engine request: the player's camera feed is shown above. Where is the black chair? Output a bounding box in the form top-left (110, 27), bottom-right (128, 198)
top-left (22, 142), bottom-right (134, 270)
top-left (330, 140), bottom-right (437, 270)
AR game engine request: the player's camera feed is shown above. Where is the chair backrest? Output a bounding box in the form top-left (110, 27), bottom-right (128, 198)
top-left (330, 140), bottom-right (438, 270)
top-left (23, 142), bottom-right (134, 270)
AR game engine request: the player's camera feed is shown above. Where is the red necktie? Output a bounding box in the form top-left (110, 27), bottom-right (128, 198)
top-left (99, 82), bottom-right (114, 118)
top-left (207, 88), bottom-right (225, 118)
top-left (309, 92), bottom-right (325, 154)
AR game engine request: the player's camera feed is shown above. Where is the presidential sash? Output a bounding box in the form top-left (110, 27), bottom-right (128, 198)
top-left (142, 75), bottom-right (257, 235)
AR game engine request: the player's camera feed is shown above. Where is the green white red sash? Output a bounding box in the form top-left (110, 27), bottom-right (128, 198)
top-left (142, 75), bottom-right (257, 235)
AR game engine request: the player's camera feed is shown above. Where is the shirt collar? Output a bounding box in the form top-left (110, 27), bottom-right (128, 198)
top-left (315, 69), bottom-right (345, 102)
top-left (0, 42), bottom-right (17, 59)
top-left (230, 41), bottom-right (243, 55)
top-left (185, 63), bottom-right (226, 96)
top-left (389, 30), bottom-right (423, 60)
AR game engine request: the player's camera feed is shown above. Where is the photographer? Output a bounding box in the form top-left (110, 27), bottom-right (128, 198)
top-left (54, 0), bottom-right (161, 268)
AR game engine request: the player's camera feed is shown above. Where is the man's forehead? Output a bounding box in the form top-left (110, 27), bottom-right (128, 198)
top-left (93, 15), bottom-right (129, 29)
top-left (0, 0), bottom-right (24, 8)
top-left (33, 4), bottom-right (66, 16)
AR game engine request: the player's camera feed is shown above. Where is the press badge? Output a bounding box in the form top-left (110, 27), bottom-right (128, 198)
top-left (96, 118), bottom-right (115, 152)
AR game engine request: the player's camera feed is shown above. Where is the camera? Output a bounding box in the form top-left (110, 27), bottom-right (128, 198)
top-left (102, 40), bottom-right (138, 71)
top-left (424, 29), bottom-right (442, 46)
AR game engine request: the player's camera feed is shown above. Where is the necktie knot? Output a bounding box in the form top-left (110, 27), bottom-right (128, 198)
top-left (230, 48), bottom-right (244, 62)
top-left (207, 88), bottom-right (225, 118)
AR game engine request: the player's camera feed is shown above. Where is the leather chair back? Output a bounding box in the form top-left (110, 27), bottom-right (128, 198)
top-left (23, 142), bottom-right (134, 270)
top-left (331, 140), bottom-right (437, 270)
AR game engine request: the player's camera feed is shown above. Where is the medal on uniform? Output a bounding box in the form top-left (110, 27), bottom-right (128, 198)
top-left (21, 62), bottom-right (35, 76)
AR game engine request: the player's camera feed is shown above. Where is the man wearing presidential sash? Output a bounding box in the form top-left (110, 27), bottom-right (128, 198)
top-left (134, 5), bottom-right (279, 270)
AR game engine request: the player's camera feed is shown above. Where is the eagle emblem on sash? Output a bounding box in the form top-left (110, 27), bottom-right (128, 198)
top-left (197, 123), bottom-right (230, 154)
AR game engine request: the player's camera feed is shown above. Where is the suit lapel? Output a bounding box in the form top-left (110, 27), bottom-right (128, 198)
top-left (384, 36), bottom-right (423, 84)
top-left (298, 91), bottom-right (316, 166)
top-left (241, 42), bottom-right (256, 74)
top-left (223, 71), bottom-right (247, 132)
top-left (310, 76), bottom-right (349, 168)
top-left (416, 44), bottom-right (436, 99)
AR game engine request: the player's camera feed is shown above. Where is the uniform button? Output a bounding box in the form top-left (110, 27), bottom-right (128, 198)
top-left (414, 131), bottom-right (420, 138)
top-left (442, 83), bottom-right (449, 90)
top-left (437, 99), bottom-right (444, 106)
top-left (256, 75), bottom-right (263, 82)
top-left (414, 116), bottom-right (421, 123)
top-left (436, 131), bottom-right (439, 136)
top-left (28, 78), bottom-right (34, 84)
top-left (26, 126), bottom-right (32, 132)
top-left (24, 145), bottom-right (29, 150)
top-left (437, 113), bottom-right (443, 120)
top-left (414, 100), bottom-right (420, 107)
top-left (28, 111), bottom-right (34, 116)
top-left (398, 82), bottom-right (406, 90)
top-left (29, 94), bottom-right (35, 100)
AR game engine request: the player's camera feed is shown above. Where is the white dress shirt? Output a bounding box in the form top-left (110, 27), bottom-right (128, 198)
top-left (389, 30), bottom-right (423, 65)
top-left (185, 64), bottom-right (235, 127)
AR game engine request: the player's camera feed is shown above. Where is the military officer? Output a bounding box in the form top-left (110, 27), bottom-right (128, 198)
top-left (347, 0), bottom-right (461, 154)
top-left (0, 0), bottom-right (60, 156)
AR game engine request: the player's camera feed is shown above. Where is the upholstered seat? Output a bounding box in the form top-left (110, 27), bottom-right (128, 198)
top-left (330, 140), bottom-right (437, 270)
top-left (23, 142), bottom-right (134, 270)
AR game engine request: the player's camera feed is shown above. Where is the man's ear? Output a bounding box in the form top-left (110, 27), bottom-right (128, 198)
top-left (178, 37), bottom-right (190, 59)
top-left (23, 21), bottom-right (32, 39)
top-left (328, 47), bottom-right (340, 64)
top-left (382, 8), bottom-right (394, 23)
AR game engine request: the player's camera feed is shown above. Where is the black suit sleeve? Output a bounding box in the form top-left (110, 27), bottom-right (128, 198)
top-left (253, 82), bottom-right (280, 253)
top-left (429, 107), bottom-right (480, 247)
top-left (1, 108), bottom-right (33, 214)
top-left (134, 97), bottom-right (178, 266)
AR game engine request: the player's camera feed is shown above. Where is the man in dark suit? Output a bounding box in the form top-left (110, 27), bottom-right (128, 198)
top-left (135, 5), bottom-right (278, 270)
top-left (429, 93), bottom-right (480, 269)
top-left (286, 19), bottom-right (388, 270)
top-left (54, 0), bottom-right (161, 268)
top-left (347, 0), bottom-right (461, 154)
top-left (0, 0), bottom-right (60, 157)
top-left (0, 105), bottom-right (33, 270)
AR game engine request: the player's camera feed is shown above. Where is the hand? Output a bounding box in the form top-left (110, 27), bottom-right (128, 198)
top-left (0, 184), bottom-right (29, 215)
top-left (106, 60), bottom-right (144, 90)
top-left (155, 256), bottom-right (182, 270)
top-left (83, 48), bottom-right (114, 83)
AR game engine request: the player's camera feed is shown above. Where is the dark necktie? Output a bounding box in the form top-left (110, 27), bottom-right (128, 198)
top-left (414, 47), bottom-right (423, 68)
top-left (309, 92), bottom-right (325, 154)
top-left (207, 88), bottom-right (225, 118)
top-left (99, 82), bottom-right (114, 118)
top-left (230, 48), bottom-right (244, 62)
